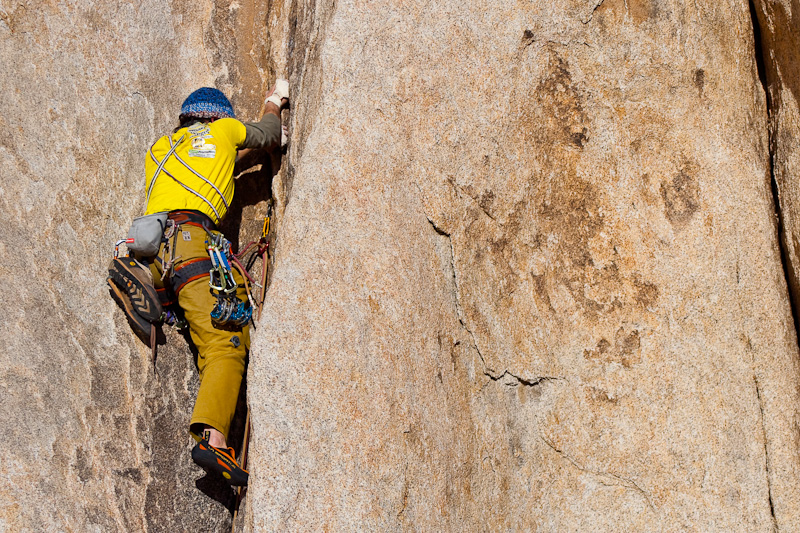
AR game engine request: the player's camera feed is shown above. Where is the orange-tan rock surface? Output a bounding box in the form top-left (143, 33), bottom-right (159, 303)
top-left (249, 0), bottom-right (800, 531)
top-left (2, 0), bottom-right (800, 532)
top-left (0, 1), bottom-right (272, 531)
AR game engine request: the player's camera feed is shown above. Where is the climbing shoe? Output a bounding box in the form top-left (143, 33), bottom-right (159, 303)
top-left (191, 437), bottom-right (249, 486)
top-left (107, 279), bottom-right (153, 341)
top-left (108, 257), bottom-right (162, 322)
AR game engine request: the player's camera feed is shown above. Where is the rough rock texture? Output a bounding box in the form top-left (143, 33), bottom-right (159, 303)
top-left (0, 1), bottom-right (271, 531)
top-left (250, 0), bottom-right (800, 531)
top-left (754, 0), bottom-right (800, 331)
top-left (3, 0), bottom-right (800, 532)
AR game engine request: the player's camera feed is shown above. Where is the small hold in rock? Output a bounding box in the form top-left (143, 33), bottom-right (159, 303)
top-left (521, 29), bottom-right (536, 46)
top-left (571, 128), bottom-right (588, 148)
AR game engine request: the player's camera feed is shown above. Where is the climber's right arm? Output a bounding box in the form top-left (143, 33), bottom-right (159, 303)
top-left (241, 113), bottom-right (282, 150)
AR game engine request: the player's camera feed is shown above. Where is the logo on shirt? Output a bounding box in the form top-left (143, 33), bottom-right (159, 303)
top-left (187, 123), bottom-right (217, 158)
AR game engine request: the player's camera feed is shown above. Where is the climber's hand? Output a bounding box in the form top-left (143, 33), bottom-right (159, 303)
top-left (265, 79), bottom-right (289, 110)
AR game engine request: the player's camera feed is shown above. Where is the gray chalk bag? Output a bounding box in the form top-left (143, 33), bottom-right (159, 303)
top-left (126, 212), bottom-right (168, 256)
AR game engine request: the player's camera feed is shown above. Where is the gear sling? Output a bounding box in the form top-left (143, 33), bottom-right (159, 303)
top-left (141, 128), bottom-right (252, 441)
top-left (145, 132), bottom-right (251, 328)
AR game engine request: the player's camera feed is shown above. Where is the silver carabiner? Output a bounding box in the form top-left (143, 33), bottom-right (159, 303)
top-left (114, 238), bottom-right (134, 258)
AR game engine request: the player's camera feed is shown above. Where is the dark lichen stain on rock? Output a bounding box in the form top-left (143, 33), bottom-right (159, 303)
top-left (531, 174), bottom-right (625, 319)
top-left (521, 29), bottom-right (536, 47)
top-left (462, 47), bottom-right (660, 340)
top-left (74, 446), bottom-right (93, 483)
top-left (628, 0), bottom-right (660, 24)
top-left (594, 0), bottom-right (660, 26)
top-left (538, 176), bottom-right (603, 269)
top-left (661, 168), bottom-right (700, 228)
top-left (694, 69), bottom-right (705, 97)
top-left (615, 327), bottom-right (641, 357)
top-left (584, 327), bottom-right (641, 367)
top-left (504, 46), bottom-right (655, 321)
top-left (535, 51), bottom-right (590, 149)
top-left (633, 273), bottom-right (659, 308)
top-left (587, 386), bottom-right (619, 405)
top-left (572, 127), bottom-right (589, 148)
top-left (478, 189), bottom-right (496, 216)
top-left (114, 468), bottom-right (143, 483)
top-left (586, 338), bottom-right (612, 358)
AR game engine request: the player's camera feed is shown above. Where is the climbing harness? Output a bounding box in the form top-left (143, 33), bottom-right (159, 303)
top-left (206, 232), bottom-right (253, 328)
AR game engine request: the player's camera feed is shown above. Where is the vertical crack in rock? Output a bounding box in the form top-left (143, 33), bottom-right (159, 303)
top-left (425, 215), bottom-right (494, 376)
top-left (754, 374), bottom-right (779, 532)
top-left (766, 150), bottom-right (797, 334)
top-left (425, 215), bottom-right (563, 388)
top-left (748, 4), bottom-right (783, 528)
top-left (751, 0), bottom-right (800, 337)
top-left (282, 0), bottom-right (339, 205)
top-left (540, 435), bottom-right (656, 513)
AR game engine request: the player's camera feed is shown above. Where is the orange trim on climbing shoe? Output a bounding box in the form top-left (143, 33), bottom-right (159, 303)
top-left (191, 437), bottom-right (249, 486)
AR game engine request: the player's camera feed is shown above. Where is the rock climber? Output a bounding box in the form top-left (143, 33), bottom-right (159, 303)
top-left (107, 81), bottom-right (289, 486)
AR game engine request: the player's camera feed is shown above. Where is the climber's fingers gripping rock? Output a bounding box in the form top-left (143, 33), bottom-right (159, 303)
top-left (265, 78), bottom-right (290, 110)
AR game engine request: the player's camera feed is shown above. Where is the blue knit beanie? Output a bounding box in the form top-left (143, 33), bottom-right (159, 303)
top-left (180, 87), bottom-right (236, 119)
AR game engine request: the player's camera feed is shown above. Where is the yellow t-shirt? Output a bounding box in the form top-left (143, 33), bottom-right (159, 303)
top-left (144, 118), bottom-right (247, 224)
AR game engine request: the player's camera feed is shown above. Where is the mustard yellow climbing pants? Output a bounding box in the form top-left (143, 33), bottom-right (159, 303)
top-left (149, 217), bottom-right (250, 440)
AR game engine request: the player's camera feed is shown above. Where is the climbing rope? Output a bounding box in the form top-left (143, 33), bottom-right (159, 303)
top-left (231, 202), bottom-right (271, 532)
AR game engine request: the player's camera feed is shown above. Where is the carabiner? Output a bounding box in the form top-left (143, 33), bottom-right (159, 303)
top-left (114, 238), bottom-right (135, 258)
top-left (208, 265), bottom-right (227, 292)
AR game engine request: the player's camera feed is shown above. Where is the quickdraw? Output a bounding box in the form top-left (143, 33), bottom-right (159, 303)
top-left (206, 232), bottom-right (252, 328)
top-left (207, 233), bottom-right (237, 293)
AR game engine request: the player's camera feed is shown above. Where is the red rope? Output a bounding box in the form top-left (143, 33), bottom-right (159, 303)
top-left (231, 254), bottom-right (256, 284)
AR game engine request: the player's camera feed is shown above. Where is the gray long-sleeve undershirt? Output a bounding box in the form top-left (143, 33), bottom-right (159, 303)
top-left (241, 113), bottom-right (281, 150)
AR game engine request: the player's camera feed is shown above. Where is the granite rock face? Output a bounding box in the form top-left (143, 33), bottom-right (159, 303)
top-left (755, 0), bottom-right (800, 333)
top-left (0, 1), bottom-right (272, 531)
top-left (249, 0), bottom-right (800, 531)
top-left (2, 0), bottom-right (800, 532)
